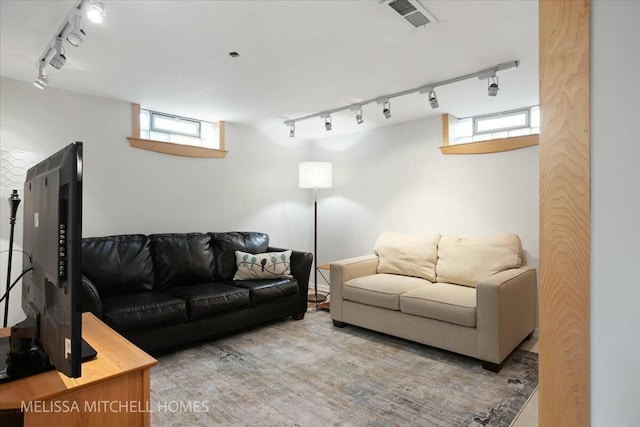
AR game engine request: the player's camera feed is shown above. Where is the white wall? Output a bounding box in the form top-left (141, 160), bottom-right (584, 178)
top-left (591, 2), bottom-right (640, 424)
top-left (310, 116), bottom-right (539, 273)
top-left (0, 76), bottom-right (312, 326)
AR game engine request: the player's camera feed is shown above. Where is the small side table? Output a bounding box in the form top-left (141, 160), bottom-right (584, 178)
top-left (317, 264), bottom-right (331, 311)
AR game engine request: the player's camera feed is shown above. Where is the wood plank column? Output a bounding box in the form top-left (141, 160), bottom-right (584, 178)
top-left (539, 0), bottom-right (590, 425)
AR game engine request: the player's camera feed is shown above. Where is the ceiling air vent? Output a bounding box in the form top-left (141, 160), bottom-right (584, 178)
top-left (386, 0), bottom-right (438, 28)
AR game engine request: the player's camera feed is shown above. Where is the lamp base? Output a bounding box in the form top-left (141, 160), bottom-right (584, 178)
top-left (307, 291), bottom-right (328, 303)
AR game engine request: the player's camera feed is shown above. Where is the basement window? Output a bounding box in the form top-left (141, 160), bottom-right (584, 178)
top-left (128, 104), bottom-right (226, 158)
top-left (441, 106), bottom-right (540, 155)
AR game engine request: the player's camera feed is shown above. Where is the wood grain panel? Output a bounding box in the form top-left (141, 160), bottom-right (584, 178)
top-left (539, 1), bottom-right (590, 425)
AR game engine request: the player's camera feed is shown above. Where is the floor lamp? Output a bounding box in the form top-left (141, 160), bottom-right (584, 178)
top-left (299, 162), bottom-right (332, 309)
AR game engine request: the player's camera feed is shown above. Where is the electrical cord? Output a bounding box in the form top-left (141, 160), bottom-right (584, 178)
top-left (1, 250), bottom-right (33, 304)
top-left (0, 267), bottom-right (33, 305)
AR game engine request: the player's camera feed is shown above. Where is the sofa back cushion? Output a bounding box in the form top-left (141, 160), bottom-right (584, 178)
top-left (149, 233), bottom-right (215, 289)
top-left (436, 233), bottom-right (523, 287)
top-left (374, 232), bottom-right (441, 282)
top-left (208, 232), bottom-right (270, 280)
top-left (82, 234), bottom-right (155, 297)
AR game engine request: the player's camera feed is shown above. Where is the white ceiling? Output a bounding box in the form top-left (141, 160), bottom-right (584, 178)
top-left (0, 0), bottom-right (538, 140)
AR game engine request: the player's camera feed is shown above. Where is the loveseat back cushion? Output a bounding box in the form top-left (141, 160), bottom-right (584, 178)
top-left (149, 233), bottom-right (215, 289)
top-left (436, 233), bottom-right (523, 287)
top-left (208, 232), bottom-right (269, 280)
top-left (82, 234), bottom-right (155, 297)
top-left (374, 232), bottom-right (441, 282)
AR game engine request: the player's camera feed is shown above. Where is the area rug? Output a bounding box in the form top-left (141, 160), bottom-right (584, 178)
top-left (150, 310), bottom-right (537, 427)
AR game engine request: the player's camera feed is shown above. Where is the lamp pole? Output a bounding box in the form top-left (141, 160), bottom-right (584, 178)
top-left (313, 188), bottom-right (318, 309)
top-left (4, 190), bottom-right (21, 328)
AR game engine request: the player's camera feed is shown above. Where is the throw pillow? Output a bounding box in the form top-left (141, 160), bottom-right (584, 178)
top-left (233, 250), bottom-right (293, 280)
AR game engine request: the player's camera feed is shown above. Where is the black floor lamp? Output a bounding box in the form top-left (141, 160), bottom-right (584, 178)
top-left (299, 162), bottom-right (332, 309)
top-left (3, 189), bottom-right (21, 328)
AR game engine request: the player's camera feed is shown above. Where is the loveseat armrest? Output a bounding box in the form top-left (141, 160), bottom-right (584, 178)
top-left (476, 266), bottom-right (537, 365)
top-left (268, 246), bottom-right (313, 315)
top-left (80, 275), bottom-right (103, 318)
top-left (329, 254), bottom-right (379, 322)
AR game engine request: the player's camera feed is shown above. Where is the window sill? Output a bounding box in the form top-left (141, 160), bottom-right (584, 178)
top-left (439, 134), bottom-right (539, 155)
top-left (127, 137), bottom-right (227, 158)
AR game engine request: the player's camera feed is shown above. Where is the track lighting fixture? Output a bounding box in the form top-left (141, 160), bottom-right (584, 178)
top-left (33, 0), bottom-right (106, 89)
top-left (282, 60), bottom-right (518, 135)
top-left (428, 90), bottom-right (439, 109)
top-left (353, 106), bottom-right (364, 124)
top-left (289, 122), bottom-right (295, 138)
top-left (66, 15), bottom-right (86, 47)
top-left (382, 101), bottom-right (391, 119)
top-left (488, 75), bottom-right (499, 97)
top-left (86, 1), bottom-right (106, 24)
top-left (32, 60), bottom-right (49, 89)
top-left (49, 37), bottom-right (66, 70)
top-left (324, 115), bottom-right (332, 131)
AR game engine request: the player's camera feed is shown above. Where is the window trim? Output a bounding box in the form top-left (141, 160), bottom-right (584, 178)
top-left (440, 113), bottom-right (539, 155)
top-left (128, 103), bottom-right (227, 158)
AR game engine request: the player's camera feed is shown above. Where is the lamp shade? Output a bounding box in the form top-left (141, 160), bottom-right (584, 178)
top-left (299, 162), bottom-right (332, 189)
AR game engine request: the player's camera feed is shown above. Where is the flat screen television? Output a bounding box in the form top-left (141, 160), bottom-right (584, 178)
top-left (0, 141), bottom-right (95, 382)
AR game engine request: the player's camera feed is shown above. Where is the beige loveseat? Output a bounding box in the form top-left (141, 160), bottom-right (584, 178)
top-left (330, 232), bottom-right (536, 372)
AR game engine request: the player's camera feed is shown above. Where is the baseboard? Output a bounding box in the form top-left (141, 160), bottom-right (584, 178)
top-left (310, 282), bottom-right (330, 294)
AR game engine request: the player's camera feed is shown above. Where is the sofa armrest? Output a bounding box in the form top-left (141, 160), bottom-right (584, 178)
top-left (329, 254), bottom-right (379, 322)
top-left (268, 246), bottom-right (313, 315)
top-left (81, 275), bottom-right (103, 318)
top-left (476, 266), bottom-right (537, 364)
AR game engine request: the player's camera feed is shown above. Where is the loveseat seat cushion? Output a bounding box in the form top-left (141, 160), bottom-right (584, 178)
top-left (82, 234), bottom-right (155, 297)
top-left (164, 282), bottom-right (250, 320)
top-left (101, 291), bottom-right (187, 332)
top-left (436, 234), bottom-right (523, 287)
top-left (343, 273), bottom-right (430, 310)
top-left (209, 232), bottom-right (269, 280)
top-left (229, 278), bottom-right (299, 306)
top-left (149, 233), bottom-right (216, 289)
top-left (374, 232), bottom-right (440, 282)
top-left (400, 283), bottom-right (477, 327)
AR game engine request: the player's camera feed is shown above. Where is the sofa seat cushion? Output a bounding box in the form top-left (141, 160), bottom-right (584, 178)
top-left (165, 283), bottom-right (250, 320)
top-left (102, 291), bottom-right (187, 332)
top-left (228, 278), bottom-right (298, 306)
top-left (343, 274), bottom-right (431, 310)
top-left (400, 283), bottom-right (477, 327)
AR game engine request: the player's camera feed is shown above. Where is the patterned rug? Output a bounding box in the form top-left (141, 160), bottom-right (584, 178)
top-left (150, 310), bottom-right (537, 426)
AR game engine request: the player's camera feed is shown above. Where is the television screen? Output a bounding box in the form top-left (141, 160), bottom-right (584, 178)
top-left (0, 142), bottom-right (91, 382)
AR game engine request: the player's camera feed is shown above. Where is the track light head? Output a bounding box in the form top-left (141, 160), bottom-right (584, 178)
top-left (66, 15), bottom-right (86, 47)
top-left (382, 101), bottom-right (391, 119)
top-left (428, 90), bottom-right (439, 109)
top-left (353, 106), bottom-right (364, 124)
top-left (488, 76), bottom-right (499, 97)
top-left (323, 115), bottom-right (332, 131)
top-left (33, 59), bottom-right (49, 89)
top-left (289, 123), bottom-right (295, 138)
top-left (49, 37), bottom-right (66, 70)
top-left (86, 0), bottom-right (106, 24)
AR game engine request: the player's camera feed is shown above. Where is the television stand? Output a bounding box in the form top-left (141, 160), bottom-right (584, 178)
top-left (0, 313), bottom-right (157, 427)
top-left (0, 337), bottom-right (97, 383)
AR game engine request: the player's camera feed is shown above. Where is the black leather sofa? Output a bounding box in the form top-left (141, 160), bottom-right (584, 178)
top-left (80, 231), bottom-right (313, 354)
